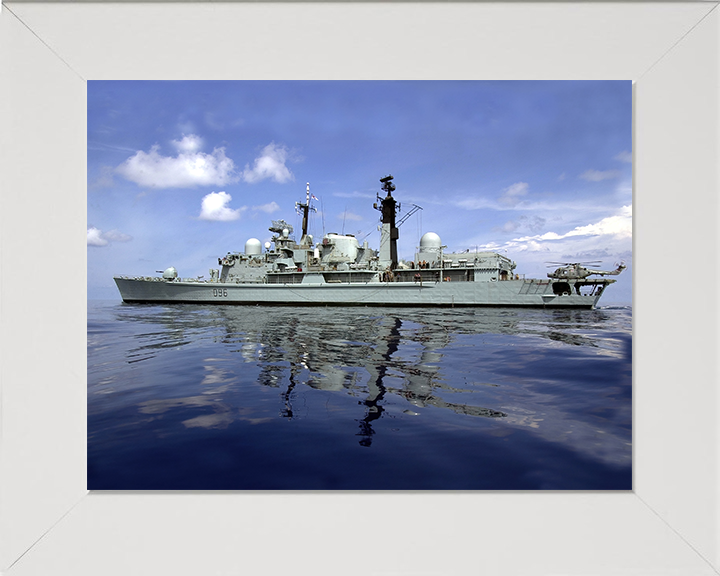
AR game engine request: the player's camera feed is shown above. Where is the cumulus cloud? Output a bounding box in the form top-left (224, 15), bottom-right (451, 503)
top-left (87, 227), bottom-right (132, 247)
top-left (513, 205), bottom-right (632, 243)
top-left (116, 136), bottom-right (237, 188)
top-left (242, 142), bottom-right (294, 184)
top-left (469, 206), bottom-right (632, 257)
top-left (517, 240), bottom-right (550, 253)
top-left (171, 134), bottom-right (203, 153)
top-left (87, 227), bottom-right (107, 246)
top-left (252, 201), bottom-right (280, 214)
top-left (498, 182), bottom-right (529, 207)
top-left (199, 191), bottom-right (246, 221)
top-left (580, 169), bottom-right (621, 182)
top-left (565, 205), bottom-right (632, 238)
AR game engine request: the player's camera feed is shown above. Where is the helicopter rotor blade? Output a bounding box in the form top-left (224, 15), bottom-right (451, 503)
top-left (545, 261), bottom-right (603, 267)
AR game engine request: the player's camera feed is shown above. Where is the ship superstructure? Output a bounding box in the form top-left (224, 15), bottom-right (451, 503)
top-left (114, 175), bottom-right (624, 308)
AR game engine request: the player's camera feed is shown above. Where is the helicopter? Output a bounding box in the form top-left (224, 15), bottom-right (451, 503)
top-left (546, 261), bottom-right (626, 280)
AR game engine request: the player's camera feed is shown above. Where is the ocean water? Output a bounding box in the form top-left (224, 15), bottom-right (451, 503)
top-left (88, 301), bottom-right (632, 490)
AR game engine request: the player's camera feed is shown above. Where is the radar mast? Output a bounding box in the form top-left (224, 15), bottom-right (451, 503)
top-left (374, 175), bottom-right (399, 269)
top-left (295, 182), bottom-right (317, 246)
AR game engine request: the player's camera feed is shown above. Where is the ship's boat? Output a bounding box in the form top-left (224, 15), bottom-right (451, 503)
top-left (114, 175), bottom-right (625, 308)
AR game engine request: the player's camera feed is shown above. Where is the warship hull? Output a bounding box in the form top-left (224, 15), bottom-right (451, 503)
top-left (114, 276), bottom-right (614, 309)
top-left (113, 175), bottom-right (624, 308)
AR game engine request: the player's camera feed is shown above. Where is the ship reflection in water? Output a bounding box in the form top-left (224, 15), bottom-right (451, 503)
top-left (87, 302), bottom-right (632, 490)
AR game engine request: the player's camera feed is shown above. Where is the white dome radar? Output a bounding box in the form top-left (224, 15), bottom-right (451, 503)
top-left (245, 238), bottom-right (262, 256)
top-left (419, 232), bottom-right (442, 251)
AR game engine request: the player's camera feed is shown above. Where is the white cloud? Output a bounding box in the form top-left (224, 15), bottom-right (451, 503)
top-left (498, 182), bottom-right (529, 207)
top-left (116, 137), bottom-right (237, 188)
top-left (514, 205), bottom-right (632, 243)
top-left (87, 227), bottom-right (107, 246)
top-left (614, 150), bottom-right (632, 163)
top-left (242, 142), bottom-right (294, 184)
top-left (252, 201), bottom-right (280, 214)
top-left (580, 169), bottom-right (621, 182)
top-left (466, 206), bottom-right (631, 257)
top-left (516, 240), bottom-right (550, 253)
top-left (199, 191), bottom-right (246, 221)
top-left (172, 134), bottom-right (203, 153)
top-left (87, 226), bottom-right (132, 247)
top-left (565, 207), bottom-right (632, 239)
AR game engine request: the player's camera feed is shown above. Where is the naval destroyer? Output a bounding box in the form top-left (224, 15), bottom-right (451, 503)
top-left (114, 175), bottom-right (625, 308)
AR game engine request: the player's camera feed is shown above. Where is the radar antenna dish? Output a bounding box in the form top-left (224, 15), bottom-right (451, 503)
top-left (269, 219), bottom-right (294, 235)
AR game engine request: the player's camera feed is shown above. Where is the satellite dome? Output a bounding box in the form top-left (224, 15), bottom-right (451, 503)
top-left (245, 238), bottom-right (262, 256)
top-left (420, 232), bottom-right (442, 250)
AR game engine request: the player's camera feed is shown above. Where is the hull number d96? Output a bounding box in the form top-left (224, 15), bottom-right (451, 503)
top-left (213, 288), bottom-right (228, 297)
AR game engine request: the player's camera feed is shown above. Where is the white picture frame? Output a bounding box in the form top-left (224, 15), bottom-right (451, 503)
top-left (1, 2), bottom-right (718, 574)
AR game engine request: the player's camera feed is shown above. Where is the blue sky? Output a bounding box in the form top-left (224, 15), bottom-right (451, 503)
top-left (88, 80), bottom-right (632, 302)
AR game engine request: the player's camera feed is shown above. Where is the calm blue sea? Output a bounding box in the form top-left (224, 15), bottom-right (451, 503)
top-left (88, 301), bottom-right (632, 490)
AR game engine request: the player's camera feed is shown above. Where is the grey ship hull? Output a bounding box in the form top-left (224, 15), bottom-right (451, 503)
top-left (114, 276), bottom-right (613, 309)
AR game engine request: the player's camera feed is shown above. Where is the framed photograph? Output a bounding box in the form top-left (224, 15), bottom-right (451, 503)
top-left (1, 2), bottom-right (718, 574)
top-left (87, 78), bottom-right (633, 492)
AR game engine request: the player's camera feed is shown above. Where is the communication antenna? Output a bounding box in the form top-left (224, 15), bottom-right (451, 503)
top-left (295, 182), bottom-right (317, 243)
top-left (320, 197), bottom-right (326, 236)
